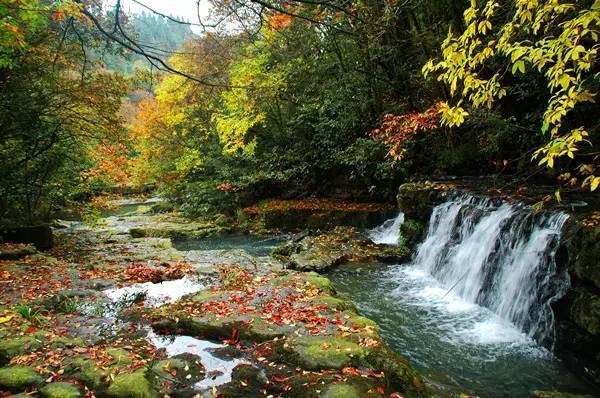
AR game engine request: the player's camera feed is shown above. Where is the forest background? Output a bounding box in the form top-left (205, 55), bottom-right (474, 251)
top-left (0, 0), bottom-right (598, 224)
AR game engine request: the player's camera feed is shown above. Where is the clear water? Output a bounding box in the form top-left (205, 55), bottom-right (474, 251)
top-left (328, 264), bottom-right (594, 397)
top-left (148, 331), bottom-right (249, 391)
top-left (173, 234), bottom-right (288, 257)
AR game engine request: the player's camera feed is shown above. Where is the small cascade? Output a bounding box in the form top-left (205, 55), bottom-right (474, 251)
top-left (368, 213), bottom-right (405, 245)
top-left (413, 192), bottom-right (569, 346)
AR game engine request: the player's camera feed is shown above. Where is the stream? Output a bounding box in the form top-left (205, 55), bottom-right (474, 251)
top-left (89, 195), bottom-right (596, 397)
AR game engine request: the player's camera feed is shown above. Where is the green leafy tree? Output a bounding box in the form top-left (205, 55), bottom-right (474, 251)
top-left (423, 0), bottom-right (599, 190)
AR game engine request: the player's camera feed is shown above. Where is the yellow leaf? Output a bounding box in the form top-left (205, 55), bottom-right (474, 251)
top-left (0, 314), bottom-right (14, 324)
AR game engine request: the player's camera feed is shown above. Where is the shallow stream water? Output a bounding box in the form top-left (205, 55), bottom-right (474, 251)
top-left (173, 234), bottom-right (287, 257)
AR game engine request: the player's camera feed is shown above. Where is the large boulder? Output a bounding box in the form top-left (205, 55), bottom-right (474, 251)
top-left (554, 219), bottom-right (600, 387)
top-left (396, 182), bottom-right (450, 251)
top-left (276, 227), bottom-right (410, 272)
top-left (397, 182), bottom-right (447, 222)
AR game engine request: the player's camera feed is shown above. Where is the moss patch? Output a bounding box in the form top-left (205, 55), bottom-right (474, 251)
top-left (0, 366), bottom-right (43, 390)
top-left (40, 382), bottom-right (81, 398)
top-left (321, 383), bottom-right (363, 398)
top-left (0, 336), bottom-right (42, 362)
top-left (289, 336), bottom-right (365, 370)
top-left (107, 369), bottom-right (158, 398)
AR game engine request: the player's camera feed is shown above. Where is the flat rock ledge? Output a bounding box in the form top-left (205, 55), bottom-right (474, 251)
top-left (274, 226), bottom-right (410, 272)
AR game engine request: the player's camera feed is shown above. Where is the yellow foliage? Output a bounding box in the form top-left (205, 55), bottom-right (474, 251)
top-left (423, 0), bottom-right (600, 190)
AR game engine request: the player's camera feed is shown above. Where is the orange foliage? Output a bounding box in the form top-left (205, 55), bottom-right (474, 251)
top-left (370, 102), bottom-right (443, 161)
top-left (270, 12), bottom-right (292, 30)
top-left (81, 143), bottom-right (132, 187)
top-left (253, 198), bottom-right (393, 213)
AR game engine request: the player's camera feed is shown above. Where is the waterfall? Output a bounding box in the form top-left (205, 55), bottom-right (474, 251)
top-left (413, 192), bottom-right (569, 346)
top-left (368, 213), bottom-right (405, 245)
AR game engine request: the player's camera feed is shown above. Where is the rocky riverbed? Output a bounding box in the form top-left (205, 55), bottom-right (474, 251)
top-left (0, 198), bottom-right (427, 398)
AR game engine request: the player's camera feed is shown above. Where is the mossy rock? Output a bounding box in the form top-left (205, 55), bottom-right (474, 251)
top-left (304, 272), bottom-right (335, 294)
top-left (154, 313), bottom-right (289, 343)
top-left (107, 369), bottom-right (158, 398)
top-left (321, 383), bottom-right (364, 398)
top-left (399, 219), bottom-right (426, 250)
top-left (130, 224), bottom-right (225, 240)
top-left (190, 290), bottom-right (224, 303)
top-left (217, 364), bottom-right (268, 397)
top-left (0, 336), bottom-right (43, 363)
top-left (149, 202), bottom-right (175, 214)
top-left (0, 366), bottom-right (43, 390)
top-left (51, 336), bottom-right (86, 349)
top-left (364, 346), bottom-right (428, 397)
top-left (40, 382), bottom-right (81, 398)
top-left (571, 292), bottom-right (600, 336)
top-left (104, 347), bottom-right (133, 366)
top-left (397, 182), bottom-right (445, 221)
top-left (73, 359), bottom-right (109, 389)
top-left (309, 295), bottom-right (356, 312)
top-left (571, 224), bottom-right (600, 290)
top-left (287, 336), bottom-right (366, 370)
top-left (150, 354), bottom-right (205, 394)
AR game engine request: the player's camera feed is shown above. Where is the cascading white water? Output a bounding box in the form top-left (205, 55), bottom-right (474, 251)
top-left (368, 213), bottom-right (405, 245)
top-left (413, 192), bottom-right (569, 346)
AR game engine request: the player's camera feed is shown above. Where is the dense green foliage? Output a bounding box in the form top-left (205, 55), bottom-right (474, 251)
top-left (0, 0), bottom-right (598, 223)
top-left (0, 2), bottom-right (129, 223)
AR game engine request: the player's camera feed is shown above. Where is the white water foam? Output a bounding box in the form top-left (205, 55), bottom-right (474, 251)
top-left (405, 192), bottom-right (569, 346)
top-left (390, 265), bottom-right (539, 350)
top-left (368, 213), bottom-right (404, 245)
